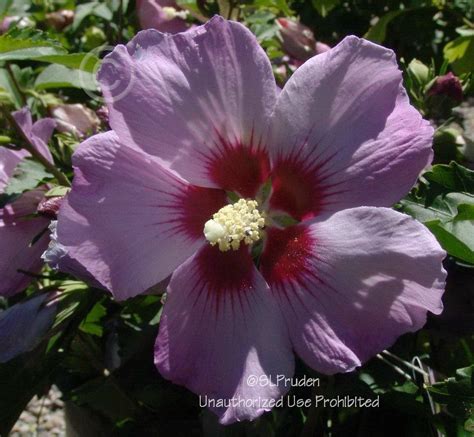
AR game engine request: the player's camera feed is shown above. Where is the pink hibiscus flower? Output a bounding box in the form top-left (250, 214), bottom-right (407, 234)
top-left (52, 17), bottom-right (446, 424)
top-left (0, 108), bottom-right (55, 297)
top-left (136, 0), bottom-right (188, 33)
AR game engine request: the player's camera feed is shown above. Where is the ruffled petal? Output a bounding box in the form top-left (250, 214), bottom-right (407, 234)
top-left (56, 131), bottom-right (227, 300)
top-left (155, 245), bottom-right (294, 424)
top-left (268, 36), bottom-right (433, 220)
top-left (98, 16), bottom-right (275, 196)
top-left (12, 107), bottom-right (55, 163)
top-left (260, 207), bottom-right (446, 374)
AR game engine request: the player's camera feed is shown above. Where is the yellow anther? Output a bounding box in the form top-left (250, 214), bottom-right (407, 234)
top-left (203, 199), bottom-right (265, 252)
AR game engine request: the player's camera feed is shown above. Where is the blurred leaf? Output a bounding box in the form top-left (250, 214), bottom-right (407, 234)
top-left (365, 9), bottom-right (405, 43)
top-left (444, 35), bottom-right (474, 75)
top-left (45, 185), bottom-right (71, 198)
top-left (32, 53), bottom-right (100, 73)
top-left (73, 2), bottom-right (113, 31)
top-left (0, 27), bottom-right (66, 61)
top-left (0, 0), bottom-right (29, 18)
top-left (311, 0), bottom-right (341, 17)
top-left (0, 68), bottom-right (22, 107)
top-left (35, 64), bottom-right (97, 91)
top-left (0, 159), bottom-right (52, 207)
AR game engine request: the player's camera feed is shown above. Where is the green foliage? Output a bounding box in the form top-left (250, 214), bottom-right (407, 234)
top-left (35, 64), bottom-right (97, 90)
top-left (400, 163), bottom-right (474, 264)
top-left (0, 27), bottom-right (66, 61)
top-left (444, 35), bottom-right (474, 75)
top-left (0, 158), bottom-right (52, 207)
top-left (428, 365), bottom-right (474, 430)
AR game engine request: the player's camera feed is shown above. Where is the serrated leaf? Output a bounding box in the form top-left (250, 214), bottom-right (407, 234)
top-left (35, 64), bottom-right (97, 91)
top-left (0, 27), bottom-right (66, 61)
top-left (424, 162), bottom-right (474, 194)
top-left (0, 159), bottom-right (52, 207)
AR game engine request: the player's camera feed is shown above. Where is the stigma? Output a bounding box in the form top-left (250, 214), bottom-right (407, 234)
top-left (203, 199), bottom-right (265, 252)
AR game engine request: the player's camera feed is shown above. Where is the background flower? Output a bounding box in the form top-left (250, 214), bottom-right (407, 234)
top-left (0, 108), bottom-right (55, 297)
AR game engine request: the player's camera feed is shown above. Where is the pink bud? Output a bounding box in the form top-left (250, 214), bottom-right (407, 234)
top-left (50, 104), bottom-right (101, 137)
top-left (37, 196), bottom-right (64, 219)
top-left (277, 18), bottom-right (317, 62)
top-left (96, 106), bottom-right (109, 126)
top-left (428, 72), bottom-right (463, 103)
top-left (45, 10), bottom-right (74, 31)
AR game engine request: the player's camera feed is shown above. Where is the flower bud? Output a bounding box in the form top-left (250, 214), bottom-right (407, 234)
top-left (37, 196), bottom-right (64, 219)
top-left (276, 18), bottom-right (317, 62)
top-left (45, 9), bottom-right (74, 31)
top-left (96, 105), bottom-right (109, 126)
top-left (50, 104), bottom-right (101, 137)
top-left (0, 16), bottom-right (34, 34)
top-left (427, 72), bottom-right (463, 103)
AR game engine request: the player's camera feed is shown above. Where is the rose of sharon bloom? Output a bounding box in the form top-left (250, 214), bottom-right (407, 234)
top-left (0, 108), bottom-right (55, 296)
top-left (276, 18), bottom-right (330, 63)
top-left (54, 17), bottom-right (446, 424)
top-left (50, 104), bottom-right (101, 138)
top-left (136, 0), bottom-right (188, 33)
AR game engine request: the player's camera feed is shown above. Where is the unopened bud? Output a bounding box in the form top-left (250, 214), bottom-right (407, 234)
top-left (37, 196), bottom-right (64, 219)
top-left (427, 72), bottom-right (463, 103)
top-left (45, 10), bottom-right (74, 31)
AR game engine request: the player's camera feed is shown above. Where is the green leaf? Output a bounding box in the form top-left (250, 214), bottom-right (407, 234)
top-left (401, 192), bottom-right (474, 264)
top-left (45, 186), bottom-right (71, 198)
top-left (425, 219), bottom-right (474, 264)
top-left (0, 159), bottom-right (52, 207)
top-left (0, 68), bottom-right (22, 108)
top-left (444, 35), bottom-right (474, 75)
top-left (365, 9), bottom-right (404, 43)
top-left (0, 27), bottom-right (66, 61)
top-left (424, 162), bottom-right (474, 194)
top-left (79, 301), bottom-right (107, 337)
top-left (32, 53), bottom-right (100, 73)
top-left (35, 64), bottom-right (97, 91)
top-left (311, 0), bottom-right (341, 17)
top-left (427, 365), bottom-right (474, 419)
top-left (72, 2), bottom-right (113, 31)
